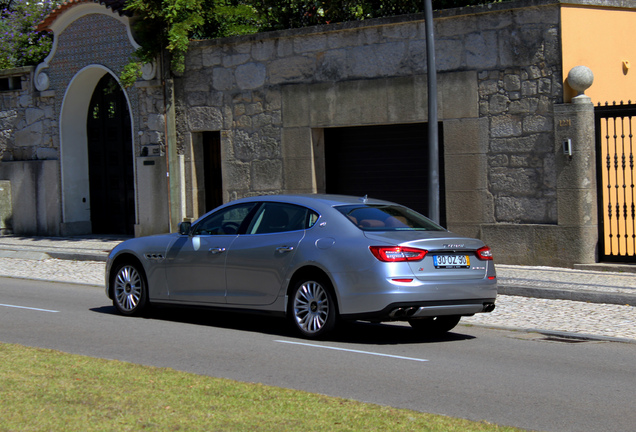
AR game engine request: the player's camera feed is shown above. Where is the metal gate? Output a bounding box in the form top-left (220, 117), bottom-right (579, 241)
top-left (595, 102), bottom-right (636, 262)
top-left (87, 73), bottom-right (135, 235)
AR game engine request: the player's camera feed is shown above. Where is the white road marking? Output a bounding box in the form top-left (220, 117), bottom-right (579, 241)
top-left (0, 303), bottom-right (59, 313)
top-left (275, 340), bottom-right (429, 362)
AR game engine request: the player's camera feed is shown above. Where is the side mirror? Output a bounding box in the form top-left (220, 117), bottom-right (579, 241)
top-left (178, 221), bottom-right (192, 236)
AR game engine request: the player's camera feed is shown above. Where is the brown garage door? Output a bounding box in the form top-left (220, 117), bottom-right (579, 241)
top-left (324, 123), bottom-right (445, 225)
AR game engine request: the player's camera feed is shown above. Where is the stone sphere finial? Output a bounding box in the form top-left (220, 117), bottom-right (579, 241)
top-left (567, 66), bottom-right (594, 95)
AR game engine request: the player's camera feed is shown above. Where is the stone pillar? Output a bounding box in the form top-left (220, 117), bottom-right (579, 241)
top-left (553, 66), bottom-right (598, 264)
top-left (134, 156), bottom-right (170, 237)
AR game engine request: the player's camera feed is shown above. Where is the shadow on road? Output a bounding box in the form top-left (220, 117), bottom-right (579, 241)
top-left (91, 304), bottom-right (476, 345)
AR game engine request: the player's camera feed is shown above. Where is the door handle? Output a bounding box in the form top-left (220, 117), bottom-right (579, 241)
top-left (276, 246), bottom-right (294, 253)
top-left (209, 247), bottom-right (226, 254)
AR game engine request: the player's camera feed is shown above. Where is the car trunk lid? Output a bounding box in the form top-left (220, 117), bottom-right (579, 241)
top-left (364, 231), bottom-right (490, 280)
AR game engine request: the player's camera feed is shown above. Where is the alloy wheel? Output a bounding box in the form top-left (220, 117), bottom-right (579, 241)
top-left (114, 264), bottom-right (144, 314)
top-left (293, 280), bottom-right (332, 336)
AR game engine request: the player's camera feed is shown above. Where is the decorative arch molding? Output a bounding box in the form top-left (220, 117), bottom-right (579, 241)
top-left (59, 65), bottom-right (135, 234)
top-left (34, 3), bottom-right (155, 91)
top-left (43, 2), bottom-right (138, 45)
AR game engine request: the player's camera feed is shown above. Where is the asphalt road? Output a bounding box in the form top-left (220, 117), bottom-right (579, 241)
top-left (1, 277), bottom-right (635, 432)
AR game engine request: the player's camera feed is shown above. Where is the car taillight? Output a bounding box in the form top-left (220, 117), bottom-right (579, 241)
top-left (369, 246), bottom-right (428, 262)
top-left (476, 246), bottom-right (493, 260)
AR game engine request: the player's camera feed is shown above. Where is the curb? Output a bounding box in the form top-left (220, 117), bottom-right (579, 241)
top-left (465, 323), bottom-right (636, 345)
top-left (574, 263), bottom-right (636, 274)
top-left (47, 252), bottom-right (108, 262)
top-left (0, 273), bottom-right (103, 287)
top-left (498, 283), bottom-right (636, 306)
top-left (0, 250), bottom-right (52, 260)
top-left (0, 249), bottom-right (107, 262)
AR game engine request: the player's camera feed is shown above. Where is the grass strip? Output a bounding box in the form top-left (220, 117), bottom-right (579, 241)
top-left (0, 342), bottom-right (524, 431)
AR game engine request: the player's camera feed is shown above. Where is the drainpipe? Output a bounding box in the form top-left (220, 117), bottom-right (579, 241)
top-left (162, 52), bottom-right (180, 232)
top-left (424, 0), bottom-right (440, 224)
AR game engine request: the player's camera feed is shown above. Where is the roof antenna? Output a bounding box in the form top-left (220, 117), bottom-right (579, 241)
top-left (361, 194), bottom-right (368, 203)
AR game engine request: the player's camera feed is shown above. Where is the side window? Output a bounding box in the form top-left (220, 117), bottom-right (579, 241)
top-left (193, 203), bottom-right (256, 236)
top-left (308, 211), bottom-right (319, 228)
top-left (248, 203), bottom-right (317, 234)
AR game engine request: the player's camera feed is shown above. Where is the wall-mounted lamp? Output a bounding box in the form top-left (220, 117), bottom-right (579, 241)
top-left (563, 138), bottom-right (573, 159)
top-left (624, 60), bottom-right (631, 75)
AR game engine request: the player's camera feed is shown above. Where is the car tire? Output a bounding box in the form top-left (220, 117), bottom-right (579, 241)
top-left (111, 262), bottom-right (148, 316)
top-left (289, 277), bottom-right (337, 339)
top-left (408, 315), bottom-right (461, 336)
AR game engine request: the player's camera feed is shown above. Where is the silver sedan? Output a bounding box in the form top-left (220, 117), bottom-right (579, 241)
top-left (105, 194), bottom-right (497, 338)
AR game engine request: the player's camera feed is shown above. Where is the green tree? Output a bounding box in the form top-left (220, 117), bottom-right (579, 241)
top-left (121, 0), bottom-right (263, 86)
top-left (254, 0), bottom-right (486, 30)
top-left (255, 0), bottom-right (415, 29)
top-left (0, 0), bottom-right (60, 70)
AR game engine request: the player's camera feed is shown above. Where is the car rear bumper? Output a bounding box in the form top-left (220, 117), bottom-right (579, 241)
top-left (340, 298), bottom-right (497, 321)
top-left (332, 269), bottom-right (497, 319)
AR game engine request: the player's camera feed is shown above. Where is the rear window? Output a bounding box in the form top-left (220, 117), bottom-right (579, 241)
top-left (335, 204), bottom-right (445, 232)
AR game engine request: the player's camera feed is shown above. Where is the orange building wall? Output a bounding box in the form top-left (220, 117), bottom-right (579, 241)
top-left (561, 5), bottom-right (636, 104)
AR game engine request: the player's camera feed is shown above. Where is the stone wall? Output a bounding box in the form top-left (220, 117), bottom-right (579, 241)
top-left (172, 0), bottom-right (563, 233)
top-left (0, 0), bottom-right (603, 266)
top-left (0, 67), bottom-right (61, 235)
top-left (0, 67), bottom-right (58, 163)
top-left (165, 0), bottom-right (597, 265)
top-left (452, 3), bottom-right (563, 227)
top-left (481, 64), bottom-right (562, 225)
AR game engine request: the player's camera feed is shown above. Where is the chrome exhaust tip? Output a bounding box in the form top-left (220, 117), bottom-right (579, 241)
top-left (483, 303), bottom-right (496, 313)
top-left (405, 307), bottom-right (418, 317)
top-left (390, 308), bottom-right (406, 318)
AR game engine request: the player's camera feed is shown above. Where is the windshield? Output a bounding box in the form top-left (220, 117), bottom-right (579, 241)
top-left (335, 204), bottom-right (446, 231)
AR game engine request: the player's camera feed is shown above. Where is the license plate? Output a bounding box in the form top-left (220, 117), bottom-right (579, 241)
top-left (434, 254), bottom-right (470, 269)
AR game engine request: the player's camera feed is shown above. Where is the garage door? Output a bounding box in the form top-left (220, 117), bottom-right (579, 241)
top-left (324, 123), bottom-right (445, 224)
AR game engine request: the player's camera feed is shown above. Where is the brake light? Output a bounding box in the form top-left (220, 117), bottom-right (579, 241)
top-left (476, 246), bottom-right (493, 260)
top-left (369, 246), bottom-right (428, 262)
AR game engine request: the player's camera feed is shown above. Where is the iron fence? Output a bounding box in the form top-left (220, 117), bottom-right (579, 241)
top-left (595, 101), bottom-right (636, 262)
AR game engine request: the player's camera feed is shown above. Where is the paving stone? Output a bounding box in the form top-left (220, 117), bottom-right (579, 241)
top-left (463, 295), bottom-right (636, 341)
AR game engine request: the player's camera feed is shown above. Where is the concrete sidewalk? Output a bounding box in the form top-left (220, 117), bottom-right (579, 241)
top-left (1, 235), bottom-right (635, 306)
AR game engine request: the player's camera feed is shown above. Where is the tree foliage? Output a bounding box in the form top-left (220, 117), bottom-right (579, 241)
top-left (0, 0), bottom-right (60, 70)
top-left (256, 0), bottom-right (422, 29)
top-left (121, 0), bottom-right (263, 86)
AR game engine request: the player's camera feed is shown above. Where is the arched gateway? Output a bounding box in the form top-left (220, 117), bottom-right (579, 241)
top-left (60, 68), bottom-right (134, 235)
top-left (34, 1), bottom-right (164, 236)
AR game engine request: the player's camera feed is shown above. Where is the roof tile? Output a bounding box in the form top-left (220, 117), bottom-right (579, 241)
top-left (38, 0), bottom-right (132, 32)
